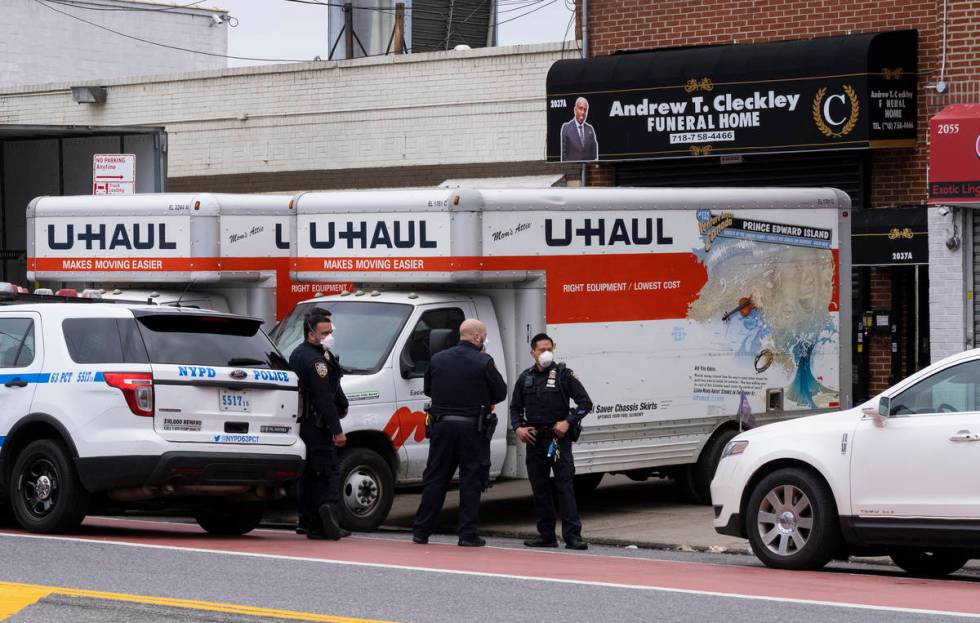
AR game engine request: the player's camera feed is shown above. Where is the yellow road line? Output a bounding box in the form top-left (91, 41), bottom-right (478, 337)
top-left (0, 585), bottom-right (49, 619)
top-left (0, 581), bottom-right (396, 623)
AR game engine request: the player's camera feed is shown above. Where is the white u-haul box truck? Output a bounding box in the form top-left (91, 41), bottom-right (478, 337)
top-left (26, 193), bottom-right (347, 326)
top-left (269, 187), bottom-right (852, 530)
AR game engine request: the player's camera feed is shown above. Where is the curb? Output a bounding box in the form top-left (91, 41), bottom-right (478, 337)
top-left (261, 517), bottom-right (752, 555)
top-left (260, 518), bottom-right (980, 572)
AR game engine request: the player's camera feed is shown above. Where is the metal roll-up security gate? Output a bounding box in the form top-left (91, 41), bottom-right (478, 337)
top-left (973, 211), bottom-right (980, 347)
top-left (614, 152), bottom-right (868, 209)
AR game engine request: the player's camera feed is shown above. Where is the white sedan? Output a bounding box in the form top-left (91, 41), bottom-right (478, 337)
top-left (711, 348), bottom-right (980, 577)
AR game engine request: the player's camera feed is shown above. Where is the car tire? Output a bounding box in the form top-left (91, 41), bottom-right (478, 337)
top-left (336, 448), bottom-right (394, 532)
top-left (573, 473), bottom-right (604, 499)
top-left (10, 439), bottom-right (89, 534)
top-left (680, 428), bottom-right (739, 505)
top-left (890, 548), bottom-right (969, 577)
top-left (745, 467), bottom-right (840, 570)
top-left (194, 502), bottom-right (266, 536)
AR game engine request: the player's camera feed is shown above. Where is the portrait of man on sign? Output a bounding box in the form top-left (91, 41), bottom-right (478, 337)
top-left (560, 97), bottom-right (599, 162)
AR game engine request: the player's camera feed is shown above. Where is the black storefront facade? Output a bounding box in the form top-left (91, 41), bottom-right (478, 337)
top-left (547, 30), bottom-right (925, 400)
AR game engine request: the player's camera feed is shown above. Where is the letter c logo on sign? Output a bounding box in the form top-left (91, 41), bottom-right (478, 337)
top-left (975, 134), bottom-right (980, 159)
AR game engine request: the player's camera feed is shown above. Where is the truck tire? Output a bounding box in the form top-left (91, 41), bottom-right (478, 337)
top-left (336, 448), bottom-right (394, 532)
top-left (890, 548), bottom-right (969, 577)
top-left (194, 502), bottom-right (266, 536)
top-left (680, 428), bottom-right (739, 505)
top-left (745, 467), bottom-right (840, 571)
top-left (573, 473), bottom-right (604, 499)
top-left (10, 439), bottom-right (89, 534)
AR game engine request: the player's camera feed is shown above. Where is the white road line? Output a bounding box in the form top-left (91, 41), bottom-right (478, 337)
top-left (0, 531), bottom-right (976, 620)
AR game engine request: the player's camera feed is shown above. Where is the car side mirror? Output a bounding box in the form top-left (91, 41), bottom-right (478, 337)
top-left (862, 396), bottom-right (890, 427)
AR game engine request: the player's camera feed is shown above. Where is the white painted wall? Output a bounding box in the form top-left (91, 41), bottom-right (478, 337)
top-left (0, 0), bottom-right (227, 87)
top-left (928, 206), bottom-right (970, 362)
top-left (0, 43), bottom-right (563, 179)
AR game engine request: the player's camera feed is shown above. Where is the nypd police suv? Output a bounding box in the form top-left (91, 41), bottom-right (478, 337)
top-left (0, 295), bottom-right (303, 534)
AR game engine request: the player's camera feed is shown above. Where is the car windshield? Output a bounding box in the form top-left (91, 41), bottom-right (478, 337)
top-left (274, 300), bottom-right (412, 374)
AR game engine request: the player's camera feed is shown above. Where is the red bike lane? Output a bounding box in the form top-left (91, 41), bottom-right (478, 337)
top-left (2, 517), bottom-right (977, 618)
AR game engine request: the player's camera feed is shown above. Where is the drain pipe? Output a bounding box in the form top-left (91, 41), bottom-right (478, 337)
top-left (580, 0), bottom-right (589, 187)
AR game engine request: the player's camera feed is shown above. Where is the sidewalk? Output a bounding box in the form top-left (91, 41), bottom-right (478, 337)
top-left (380, 474), bottom-right (750, 553)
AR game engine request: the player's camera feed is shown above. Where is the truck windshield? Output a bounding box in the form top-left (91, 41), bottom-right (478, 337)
top-left (274, 301), bottom-right (412, 374)
top-left (135, 314), bottom-right (289, 370)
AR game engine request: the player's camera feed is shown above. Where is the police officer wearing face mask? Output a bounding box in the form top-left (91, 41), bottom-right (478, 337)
top-left (412, 318), bottom-right (507, 547)
top-left (511, 333), bottom-right (592, 550)
top-left (289, 311), bottom-right (350, 540)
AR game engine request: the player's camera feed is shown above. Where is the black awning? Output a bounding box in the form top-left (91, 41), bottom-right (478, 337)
top-left (850, 206), bottom-right (927, 266)
top-left (545, 30), bottom-right (918, 163)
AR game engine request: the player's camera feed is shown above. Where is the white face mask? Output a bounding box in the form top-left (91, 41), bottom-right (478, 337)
top-left (537, 350), bottom-right (554, 367)
top-left (320, 334), bottom-right (336, 352)
top-left (481, 336), bottom-right (490, 350)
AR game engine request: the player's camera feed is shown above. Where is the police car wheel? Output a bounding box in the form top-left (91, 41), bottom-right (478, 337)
top-left (193, 502), bottom-right (266, 536)
top-left (336, 448), bottom-right (394, 532)
top-left (10, 439), bottom-right (89, 534)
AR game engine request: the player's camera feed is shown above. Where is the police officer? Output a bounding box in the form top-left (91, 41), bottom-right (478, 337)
top-left (511, 333), bottom-right (592, 550)
top-left (289, 310), bottom-right (350, 540)
top-left (412, 318), bottom-right (507, 547)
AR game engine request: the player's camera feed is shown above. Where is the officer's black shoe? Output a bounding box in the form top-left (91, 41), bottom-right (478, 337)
top-left (458, 536), bottom-right (486, 547)
top-left (412, 535), bottom-right (429, 545)
top-left (564, 537), bottom-right (588, 550)
top-left (295, 514), bottom-right (311, 535)
top-left (338, 528), bottom-right (352, 538)
top-left (318, 504), bottom-right (343, 540)
top-left (523, 536), bottom-right (559, 548)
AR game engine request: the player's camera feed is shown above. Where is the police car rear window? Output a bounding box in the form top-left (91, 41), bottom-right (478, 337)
top-left (63, 318), bottom-right (149, 364)
top-left (135, 314), bottom-right (289, 370)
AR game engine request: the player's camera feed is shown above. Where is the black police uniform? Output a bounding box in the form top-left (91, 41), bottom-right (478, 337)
top-left (289, 340), bottom-right (349, 537)
top-left (412, 341), bottom-right (507, 543)
top-left (510, 362), bottom-right (592, 544)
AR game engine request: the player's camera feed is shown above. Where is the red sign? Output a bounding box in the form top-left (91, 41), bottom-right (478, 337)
top-left (929, 104), bottom-right (980, 203)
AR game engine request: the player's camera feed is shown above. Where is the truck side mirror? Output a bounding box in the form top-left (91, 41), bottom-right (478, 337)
top-left (399, 354), bottom-right (415, 379)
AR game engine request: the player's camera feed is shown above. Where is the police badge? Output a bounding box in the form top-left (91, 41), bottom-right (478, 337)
top-left (315, 361), bottom-right (329, 378)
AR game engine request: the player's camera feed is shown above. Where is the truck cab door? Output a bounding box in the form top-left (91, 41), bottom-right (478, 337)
top-left (0, 312), bottom-right (43, 442)
top-left (392, 304), bottom-right (471, 481)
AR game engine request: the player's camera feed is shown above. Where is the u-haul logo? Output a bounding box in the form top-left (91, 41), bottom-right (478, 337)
top-left (545, 217), bottom-right (674, 247)
top-left (47, 223), bottom-right (177, 251)
top-left (309, 220), bottom-right (438, 250)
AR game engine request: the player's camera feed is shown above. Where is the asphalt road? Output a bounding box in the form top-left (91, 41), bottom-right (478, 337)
top-left (0, 518), bottom-right (978, 623)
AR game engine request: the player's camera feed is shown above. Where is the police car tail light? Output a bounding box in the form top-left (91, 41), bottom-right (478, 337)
top-left (104, 372), bottom-right (154, 417)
